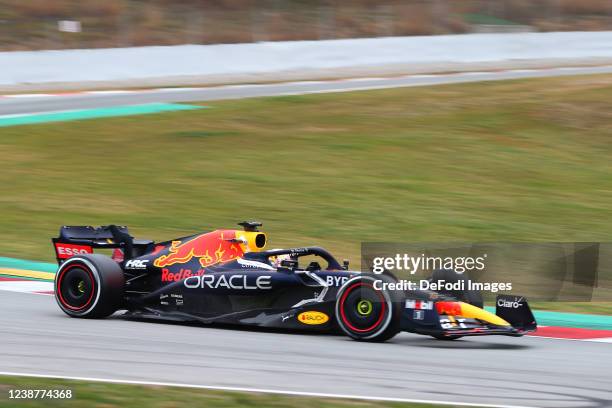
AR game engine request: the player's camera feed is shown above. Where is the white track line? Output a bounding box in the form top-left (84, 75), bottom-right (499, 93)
top-left (0, 280), bottom-right (53, 293)
top-left (85, 90), bottom-right (135, 95)
top-left (345, 77), bottom-right (389, 82)
top-left (0, 371), bottom-right (535, 408)
top-left (153, 87), bottom-right (204, 92)
top-left (458, 71), bottom-right (491, 76)
top-left (406, 74), bottom-right (438, 78)
top-left (2, 93), bottom-right (54, 98)
top-left (589, 337), bottom-right (612, 343)
top-left (507, 69), bottom-right (538, 73)
top-left (282, 81), bottom-right (326, 86)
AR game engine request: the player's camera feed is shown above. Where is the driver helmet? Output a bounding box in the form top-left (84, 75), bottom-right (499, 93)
top-left (271, 253), bottom-right (294, 268)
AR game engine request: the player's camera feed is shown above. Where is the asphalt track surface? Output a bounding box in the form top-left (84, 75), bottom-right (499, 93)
top-left (1, 291), bottom-right (611, 408)
top-left (2, 65), bottom-right (612, 116)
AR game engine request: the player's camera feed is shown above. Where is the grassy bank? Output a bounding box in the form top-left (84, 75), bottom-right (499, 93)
top-left (2, 74), bottom-right (611, 264)
top-left (530, 302), bottom-right (612, 315)
top-left (0, 375), bottom-right (452, 408)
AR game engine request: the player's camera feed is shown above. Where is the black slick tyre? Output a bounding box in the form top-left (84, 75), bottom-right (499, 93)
top-left (335, 274), bottom-right (402, 342)
top-left (54, 254), bottom-right (124, 318)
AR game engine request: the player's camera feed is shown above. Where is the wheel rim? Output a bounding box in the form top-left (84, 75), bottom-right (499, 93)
top-left (57, 264), bottom-right (96, 311)
top-left (339, 282), bottom-right (386, 333)
top-left (356, 299), bottom-right (373, 316)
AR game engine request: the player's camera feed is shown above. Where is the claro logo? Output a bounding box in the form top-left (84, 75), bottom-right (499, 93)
top-left (498, 297), bottom-right (524, 309)
top-left (184, 274), bottom-right (272, 290)
top-left (298, 311), bottom-right (329, 325)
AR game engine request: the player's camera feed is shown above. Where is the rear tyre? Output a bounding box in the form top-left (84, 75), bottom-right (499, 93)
top-left (335, 275), bottom-right (402, 342)
top-left (55, 254), bottom-right (124, 318)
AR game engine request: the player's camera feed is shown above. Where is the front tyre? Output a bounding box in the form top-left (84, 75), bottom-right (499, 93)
top-left (335, 275), bottom-right (402, 342)
top-left (54, 254), bottom-right (124, 318)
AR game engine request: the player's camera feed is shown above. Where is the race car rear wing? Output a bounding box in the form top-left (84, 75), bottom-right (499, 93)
top-left (52, 225), bottom-right (153, 264)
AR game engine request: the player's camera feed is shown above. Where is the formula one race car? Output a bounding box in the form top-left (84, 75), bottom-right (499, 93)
top-left (52, 222), bottom-right (537, 342)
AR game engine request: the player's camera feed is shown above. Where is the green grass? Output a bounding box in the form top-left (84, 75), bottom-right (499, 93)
top-left (530, 302), bottom-right (612, 315)
top-left (0, 375), bottom-right (453, 408)
top-left (1, 74), bottom-right (612, 268)
top-left (1, 75), bottom-right (612, 314)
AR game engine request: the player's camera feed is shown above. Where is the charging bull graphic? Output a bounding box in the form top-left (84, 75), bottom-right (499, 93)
top-left (154, 230), bottom-right (244, 268)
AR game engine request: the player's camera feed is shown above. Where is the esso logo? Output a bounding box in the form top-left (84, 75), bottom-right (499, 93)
top-left (55, 243), bottom-right (92, 259)
top-left (297, 311), bottom-right (329, 325)
top-left (59, 248), bottom-right (88, 255)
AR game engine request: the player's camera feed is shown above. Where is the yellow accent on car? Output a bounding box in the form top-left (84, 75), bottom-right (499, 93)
top-left (297, 311), bottom-right (329, 325)
top-left (235, 231), bottom-right (267, 252)
top-left (459, 302), bottom-right (511, 327)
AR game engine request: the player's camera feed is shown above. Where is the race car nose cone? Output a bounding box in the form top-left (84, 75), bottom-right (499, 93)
top-left (436, 301), bottom-right (511, 327)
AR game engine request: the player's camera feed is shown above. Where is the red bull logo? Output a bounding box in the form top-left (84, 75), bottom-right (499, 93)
top-left (154, 230), bottom-right (244, 268)
top-left (435, 301), bottom-right (463, 316)
top-left (161, 268), bottom-right (205, 282)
